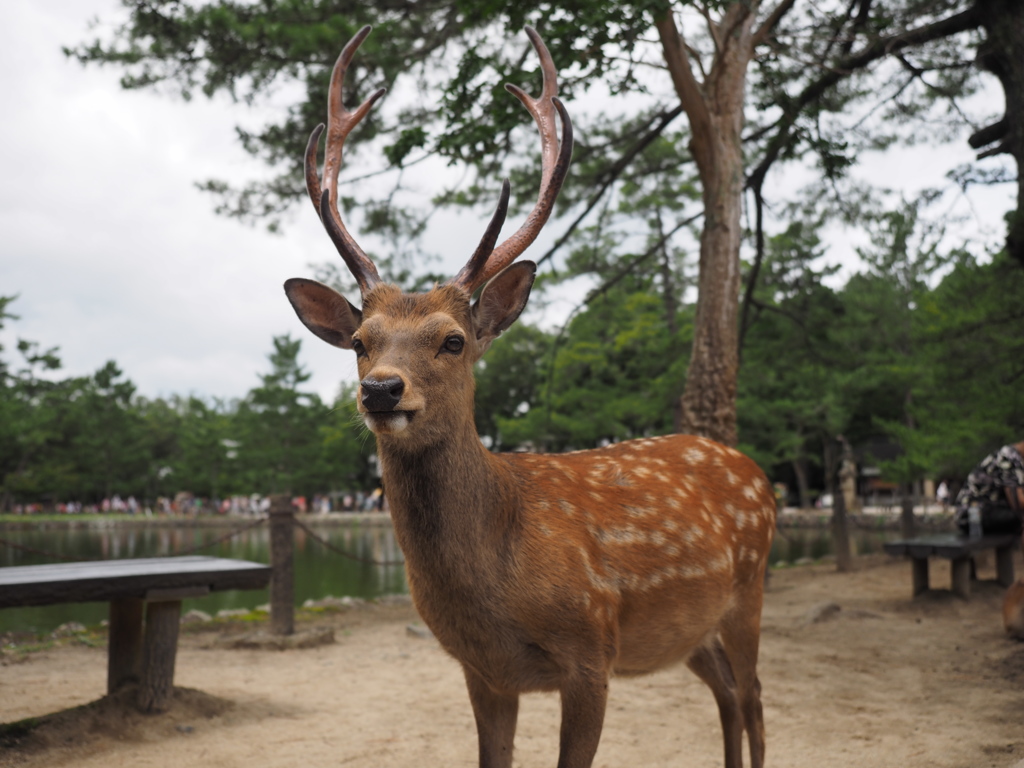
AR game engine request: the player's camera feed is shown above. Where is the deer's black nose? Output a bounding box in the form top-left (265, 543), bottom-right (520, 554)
top-left (361, 376), bottom-right (405, 412)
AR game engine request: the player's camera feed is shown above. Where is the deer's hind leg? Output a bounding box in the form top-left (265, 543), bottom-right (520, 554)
top-left (718, 591), bottom-right (767, 768)
top-left (687, 638), bottom-right (744, 768)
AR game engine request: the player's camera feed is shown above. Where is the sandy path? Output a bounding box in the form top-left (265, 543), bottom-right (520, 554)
top-left (2, 553), bottom-right (1023, 768)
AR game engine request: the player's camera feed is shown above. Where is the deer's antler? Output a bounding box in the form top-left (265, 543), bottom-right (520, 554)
top-left (305, 25), bottom-right (385, 294)
top-left (450, 26), bottom-right (574, 294)
top-left (308, 26), bottom-right (571, 297)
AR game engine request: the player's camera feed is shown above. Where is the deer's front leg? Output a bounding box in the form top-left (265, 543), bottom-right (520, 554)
top-left (464, 666), bottom-right (519, 768)
top-left (557, 667), bottom-right (609, 768)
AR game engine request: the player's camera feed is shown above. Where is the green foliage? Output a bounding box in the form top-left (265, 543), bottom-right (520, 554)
top-left (0, 309), bottom-right (374, 509)
top-left (495, 281), bottom-right (690, 451)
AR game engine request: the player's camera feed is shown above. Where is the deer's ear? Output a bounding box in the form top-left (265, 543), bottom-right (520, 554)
top-left (472, 261), bottom-right (536, 354)
top-left (284, 278), bottom-right (362, 350)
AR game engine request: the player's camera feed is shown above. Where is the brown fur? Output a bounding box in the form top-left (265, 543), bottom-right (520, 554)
top-left (285, 280), bottom-right (775, 768)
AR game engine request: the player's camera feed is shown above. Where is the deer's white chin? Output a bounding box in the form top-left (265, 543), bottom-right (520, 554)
top-left (363, 411), bottom-right (411, 434)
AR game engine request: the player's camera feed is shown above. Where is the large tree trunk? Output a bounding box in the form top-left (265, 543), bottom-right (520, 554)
top-left (792, 457), bottom-right (811, 510)
top-left (678, 144), bottom-right (745, 446)
top-left (657, 4), bottom-right (758, 447)
top-left (973, 0), bottom-right (1024, 266)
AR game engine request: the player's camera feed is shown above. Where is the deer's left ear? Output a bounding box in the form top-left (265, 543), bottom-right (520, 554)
top-left (284, 278), bottom-right (362, 349)
top-left (472, 261), bottom-right (536, 355)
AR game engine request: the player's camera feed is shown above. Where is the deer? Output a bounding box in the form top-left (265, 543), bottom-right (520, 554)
top-left (283, 25), bottom-right (776, 768)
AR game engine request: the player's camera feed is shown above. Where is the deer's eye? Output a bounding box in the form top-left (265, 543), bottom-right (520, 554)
top-left (442, 335), bottom-right (464, 355)
top-left (352, 338), bottom-right (367, 357)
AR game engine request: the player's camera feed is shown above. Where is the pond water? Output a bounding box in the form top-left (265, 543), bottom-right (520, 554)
top-left (0, 520), bottom-right (405, 635)
top-left (0, 519), bottom-right (895, 634)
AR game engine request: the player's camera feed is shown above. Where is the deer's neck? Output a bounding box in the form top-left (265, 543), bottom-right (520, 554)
top-left (376, 421), bottom-right (520, 564)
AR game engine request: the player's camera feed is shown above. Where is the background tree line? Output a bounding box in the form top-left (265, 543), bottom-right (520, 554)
top-left (3, 201), bottom-right (1022, 509)
top-left (0, 298), bottom-right (375, 509)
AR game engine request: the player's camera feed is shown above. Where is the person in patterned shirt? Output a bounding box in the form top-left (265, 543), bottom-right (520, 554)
top-left (955, 441), bottom-right (1024, 540)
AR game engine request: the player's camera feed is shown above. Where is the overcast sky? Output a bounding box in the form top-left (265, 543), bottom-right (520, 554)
top-left (1, 0), bottom-right (1014, 404)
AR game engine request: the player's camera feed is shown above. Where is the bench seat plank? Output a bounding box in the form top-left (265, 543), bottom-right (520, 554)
top-left (0, 556), bottom-right (271, 608)
top-left (883, 534), bottom-right (1018, 560)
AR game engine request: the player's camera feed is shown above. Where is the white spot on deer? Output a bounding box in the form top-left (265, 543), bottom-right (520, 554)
top-left (578, 546), bottom-right (615, 594)
top-left (559, 500), bottom-right (575, 516)
top-left (680, 564), bottom-right (708, 579)
top-left (623, 505), bottom-right (653, 519)
top-left (633, 466), bottom-right (651, 479)
top-left (742, 485), bottom-right (760, 501)
top-left (724, 468), bottom-right (739, 486)
top-left (663, 543), bottom-right (680, 558)
top-left (538, 524), bottom-right (553, 537)
top-left (685, 448), bottom-right (707, 463)
top-left (666, 496), bottom-right (681, 511)
top-left (710, 555), bottom-right (730, 572)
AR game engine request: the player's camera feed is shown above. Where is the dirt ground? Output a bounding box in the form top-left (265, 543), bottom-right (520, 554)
top-left (2, 552), bottom-right (1024, 768)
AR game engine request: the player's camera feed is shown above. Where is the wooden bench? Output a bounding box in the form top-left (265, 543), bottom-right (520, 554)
top-left (883, 534), bottom-right (1018, 599)
top-left (0, 556), bottom-right (271, 713)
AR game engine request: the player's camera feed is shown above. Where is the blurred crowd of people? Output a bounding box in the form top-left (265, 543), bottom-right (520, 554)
top-left (6, 488), bottom-right (390, 516)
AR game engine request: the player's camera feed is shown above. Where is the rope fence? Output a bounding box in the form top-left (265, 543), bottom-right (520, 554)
top-left (292, 517), bottom-right (405, 566)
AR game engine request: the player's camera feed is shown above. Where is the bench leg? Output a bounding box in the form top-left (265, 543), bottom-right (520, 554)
top-left (137, 599), bottom-right (182, 714)
top-left (951, 557), bottom-right (971, 599)
top-left (996, 545), bottom-right (1016, 587)
top-left (108, 597), bottom-right (144, 694)
top-left (912, 558), bottom-right (929, 597)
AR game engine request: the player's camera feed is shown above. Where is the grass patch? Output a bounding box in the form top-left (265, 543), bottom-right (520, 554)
top-left (0, 716), bottom-right (43, 749)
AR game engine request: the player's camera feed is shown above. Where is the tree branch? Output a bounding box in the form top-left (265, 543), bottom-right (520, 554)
top-left (655, 11), bottom-right (715, 177)
top-left (747, 4), bottom-right (983, 190)
top-left (536, 105), bottom-right (686, 267)
top-left (969, 117), bottom-right (1008, 149)
top-left (752, 0), bottom-right (799, 48)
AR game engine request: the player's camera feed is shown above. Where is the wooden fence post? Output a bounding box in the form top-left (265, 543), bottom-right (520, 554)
top-left (269, 494), bottom-right (295, 636)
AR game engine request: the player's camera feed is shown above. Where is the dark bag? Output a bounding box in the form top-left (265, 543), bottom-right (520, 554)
top-left (956, 503), bottom-right (1022, 535)
top-left (981, 503), bottom-right (1022, 534)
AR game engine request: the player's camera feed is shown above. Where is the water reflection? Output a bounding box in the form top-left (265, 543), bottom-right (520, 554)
top-left (770, 526), bottom-right (894, 564)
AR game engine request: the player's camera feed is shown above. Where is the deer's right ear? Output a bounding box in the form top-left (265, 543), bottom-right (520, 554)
top-left (283, 278), bottom-right (362, 350)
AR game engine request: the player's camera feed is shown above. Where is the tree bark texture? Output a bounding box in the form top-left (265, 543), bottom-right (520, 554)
top-left (657, 3), bottom-right (759, 447)
top-left (975, 0), bottom-right (1024, 266)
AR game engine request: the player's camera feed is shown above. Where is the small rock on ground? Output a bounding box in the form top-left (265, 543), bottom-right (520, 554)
top-left (405, 624), bottom-right (434, 640)
top-left (803, 601), bottom-right (842, 625)
top-left (211, 626), bottom-right (335, 651)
